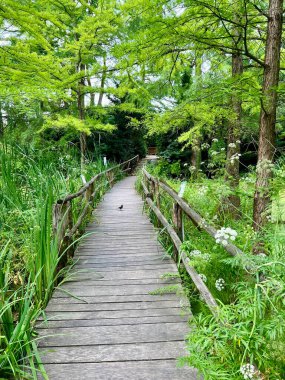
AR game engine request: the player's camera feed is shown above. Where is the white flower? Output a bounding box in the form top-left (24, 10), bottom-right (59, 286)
top-left (201, 143), bottom-right (210, 150)
top-left (183, 163), bottom-right (188, 167)
top-left (202, 253), bottom-right (211, 262)
top-left (212, 138), bottom-right (218, 142)
top-left (215, 227), bottom-right (237, 246)
top-left (230, 153), bottom-right (241, 164)
top-left (236, 140), bottom-right (241, 144)
top-left (211, 151), bottom-right (218, 156)
top-left (215, 278), bottom-right (225, 291)
top-left (256, 159), bottom-right (274, 174)
top-left (228, 143), bottom-right (236, 148)
top-left (240, 363), bottom-right (256, 379)
top-left (189, 250), bottom-right (201, 257)
top-left (220, 147), bottom-right (225, 151)
top-left (198, 273), bottom-right (207, 283)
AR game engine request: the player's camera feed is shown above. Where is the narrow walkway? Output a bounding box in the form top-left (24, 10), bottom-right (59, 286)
top-left (38, 176), bottom-right (197, 379)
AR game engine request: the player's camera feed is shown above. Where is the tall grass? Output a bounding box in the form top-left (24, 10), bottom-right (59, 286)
top-left (0, 141), bottom-right (116, 378)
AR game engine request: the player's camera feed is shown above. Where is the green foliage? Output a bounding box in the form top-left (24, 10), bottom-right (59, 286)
top-left (144, 160), bottom-right (285, 379)
top-left (0, 141), bottom-right (120, 377)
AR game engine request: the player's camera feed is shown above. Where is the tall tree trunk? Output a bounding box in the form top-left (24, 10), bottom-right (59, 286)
top-left (190, 137), bottom-right (201, 179)
top-left (0, 104), bottom-right (4, 136)
top-left (190, 53), bottom-right (202, 178)
top-left (78, 63), bottom-right (87, 169)
top-left (253, 0), bottom-right (283, 231)
top-left (87, 77), bottom-right (95, 106)
top-left (224, 52), bottom-right (243, 218)
top-left (97, 55), bottom-right (107, 106)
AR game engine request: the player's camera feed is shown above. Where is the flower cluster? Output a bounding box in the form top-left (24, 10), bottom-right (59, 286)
top-left (198, 273), bottom-right (207, 283)
top-left (229, 153), bottom-right (241, 165)
top-left (200, 186), bottom-right (208, 195)
top-left (240, 363), bottom-right (256, 379)
top-left (202, 253), bottom-right (211, 262)
top-left (215, 278), bottom-right (225, 291)
top-left (189, 249), bottom-right (201, 257)
top-left (215, 227), bottom-right (237, 246)
top-left (201, 143), bottom-right (210, 150)
top-left (228, 143), bottom-right (236, 148)
top-left (256, 159), bottom-right (274, 174)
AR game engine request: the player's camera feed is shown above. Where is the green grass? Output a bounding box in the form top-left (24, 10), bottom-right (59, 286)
top-left (0, 141), bottom-right (120, 378)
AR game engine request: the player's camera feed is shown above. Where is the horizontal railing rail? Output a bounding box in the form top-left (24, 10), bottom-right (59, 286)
top-left (52, 155), bottom-right (139, 270)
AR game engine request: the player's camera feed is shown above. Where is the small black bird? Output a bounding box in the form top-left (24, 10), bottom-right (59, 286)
top-left (118, 205), bottom-right (123, 210)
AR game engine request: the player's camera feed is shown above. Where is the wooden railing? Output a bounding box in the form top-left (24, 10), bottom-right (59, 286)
top-left (141, 168), bottom-right (245, 317)
top-left (52, 155), bottom-right (139, 270)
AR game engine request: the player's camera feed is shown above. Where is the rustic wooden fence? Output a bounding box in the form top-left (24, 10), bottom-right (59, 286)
top-left (52, 155), bottom-right (139, 270)
top-left (141, 168), bottom-right (245, 317)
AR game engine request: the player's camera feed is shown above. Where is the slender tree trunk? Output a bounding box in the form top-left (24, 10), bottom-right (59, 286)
top-left (190, 53), bottom-right (202, 178)
top-left (78, 63), bottom-right (87, 169)
top-left (190, 137), bottom-right (201, 179)
top-left (0, 104), bottom-right (4, 136)
top-left (87, 77), bottom-right (95, 106)
top-left (224, 52), bottom-right (243, 218)
top-left (253, 0), bottom-right (283, 231)
top-left (97, 55), bottom-right (107, 106)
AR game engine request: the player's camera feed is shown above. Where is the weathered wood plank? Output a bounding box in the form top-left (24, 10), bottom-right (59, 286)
top-left (46, 300), bottom-right (185, 312)
top-left (40, 360), bottom-right (197, 380)
top-left (39, 341), bottom-right (187, 364)
top-left (47, 294), bottom-right (180, 304)
top-left (38, 322), bottom-right (189, 347)
top-left (38, 315), bottom-right (189, 328)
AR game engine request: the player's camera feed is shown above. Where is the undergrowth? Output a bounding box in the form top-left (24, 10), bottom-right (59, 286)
top-left (0, 141), bottom-right (117, 379)
top-left (139, 159), bottom-right (285, 380)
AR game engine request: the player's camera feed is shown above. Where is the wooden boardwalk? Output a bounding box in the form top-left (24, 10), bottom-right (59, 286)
top-left (37, 176), bottom-right (198, 379)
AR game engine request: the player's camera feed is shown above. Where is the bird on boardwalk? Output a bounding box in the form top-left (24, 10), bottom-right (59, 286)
top-left (118, 205), bottom-right (123, 210)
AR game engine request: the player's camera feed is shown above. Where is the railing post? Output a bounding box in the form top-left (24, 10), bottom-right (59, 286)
top-left (172, 202), bottom-right (183, 262)
top-left (106, 170), bottom-right (115, 187)
top-left (85, 182), bottom-right (94, 203)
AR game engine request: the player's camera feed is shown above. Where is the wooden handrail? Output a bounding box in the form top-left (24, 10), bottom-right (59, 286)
top-left (141, 168), bottom-right (247, 316)
top-left (142, 168), bottom-right (243, 257)
top-left (57, 155), bottom-right (139, 204)
top-left (145, 195), bottom-right (219, 316)
top-left (53, 155), bottom-right (139, 270)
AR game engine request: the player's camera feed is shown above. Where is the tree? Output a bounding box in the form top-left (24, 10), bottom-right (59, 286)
top-left (253, 0), bottom-right (283, 230)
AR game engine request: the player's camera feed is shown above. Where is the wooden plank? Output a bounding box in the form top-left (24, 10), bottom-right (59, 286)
top-left (52, 284), bottom-right (182, 297)
top-left (61, 269), bottom-right (178, 280)
top-left (46, 300), bottom-right (185, 312)
top-left (38, 315), bottom-right (189, 328)
top-left (38, 322), bottom-right (189, 347)
top-left (40, 309), bottom-right (188, 322)
top-left (40, 360), bottom-right (197, 380)
top-left (61, 279), bottom-right (180, 287)
top-left (39, 341), bottom-right (187, 363)
top-left (47, 294), bottom-right (180, 304)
